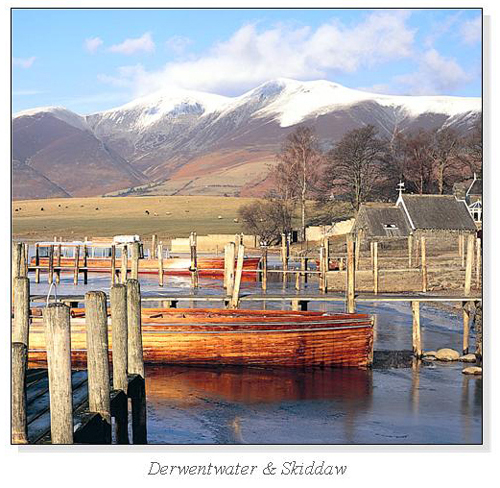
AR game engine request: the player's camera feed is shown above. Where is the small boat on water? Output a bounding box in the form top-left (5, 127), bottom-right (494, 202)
top-left (29, 236), bottom-right (260, 278)
top-left (27, 308), bottom-right (374, 369)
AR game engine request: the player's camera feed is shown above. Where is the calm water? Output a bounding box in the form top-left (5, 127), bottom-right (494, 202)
top-left (29, 269), bottom-right (482, 445)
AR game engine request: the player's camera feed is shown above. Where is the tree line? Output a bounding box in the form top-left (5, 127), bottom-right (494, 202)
top-left (238, 119), bottom-right (482, 244)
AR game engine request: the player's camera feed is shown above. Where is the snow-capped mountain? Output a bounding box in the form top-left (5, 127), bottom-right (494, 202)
top-left (12, 79), bottom-right (481, 199)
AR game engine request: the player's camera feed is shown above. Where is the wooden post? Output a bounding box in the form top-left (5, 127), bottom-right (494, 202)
top-left (462, 301), bottom-right (471, 355)
top-left (189, 232), bottom-right (198, 288)
top-left (131, 242), bottom-right (140, 280)
top-left (85, 291), bottom-right (111, 437)
top-left (12, 342), bottom-right (28, 444)
top-left (55, 244), bottom-right (62, 284)
top-left (13, 277), bottom-right (30, 347)
top-left (421, 236), bottom-right (427, 293)
top-left (415, 237), bottom-right (420, 267)
top-left (151, 234), bottom-right (157, 259)
top-left (346, 236), bottom-right (355, 313)
top-left (126, 279), bottom-right (147, 444)
top-left (44, 303), bottom-right (73, 444)
top-left (23, 243), bottom-right (29, 277)
top-left (370, 241), bottom-right (374, 268)
top-left (48, 244), bottom-right (54, 284)
top-left (83, 245), bottom-right (88, 285)
top-left (230, 244), bottom-right (245, 309)
top-left (158, 243), bottom-right (164, 287)
top-left (12, 242), bottom-right (22, 283)
top-left (224, 242), bottom-right (235, 295)
top-left (110, 284), bottom-right (128, 392)
top-left (295, 262), bottom-right (300, 291)
top-left (302, 257), bottom-right (308, 284)
top-left (261, 246), bottom-right (268, 291)
top-left (281, 233), bottom-right (288, 285)
top-left (373, 242), bottom-right (378, 295)
top-left (35, 244), bottom-right (40, 283)
top-left (408, 235), bottom-right (413, 267)
top-left (319, 245), bottom-right (327, 293)
top-left (476, 237), bottom-right (481, 290)
top-left (460, 234), bottom-right (465, 267)
top-left (339, 257), bottom-right (343, 271)
top-left (464, 234), bottom-right (474, 296)
top-left (411, 301), bottom-right (422, 358)
top-left (355, 230), bottom-right (362, 270)
top-left (474, 302), bottom-right (482, 360)
top-left (73, 245), bottom-right (80, 285)
top-left (111, 245), bottom-right (116, 286)
top-left (121, 244), bottom-right (128, 284)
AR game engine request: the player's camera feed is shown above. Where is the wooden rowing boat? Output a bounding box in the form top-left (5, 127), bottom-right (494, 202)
top-left (27, 308), bottom-right (373, 369)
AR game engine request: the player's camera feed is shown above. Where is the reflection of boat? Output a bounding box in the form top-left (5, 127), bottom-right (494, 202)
top-left (27, 308), bottom-right (374, 369)
top-left (29, 237), bottom-right (260, 277)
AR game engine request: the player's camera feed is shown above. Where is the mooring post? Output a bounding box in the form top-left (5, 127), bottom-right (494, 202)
top-left (224, 242), bottom-right (236, 295)
top-left (464, 234), bottom-right (474, 296)
top-left (355, 230), bottom-right (362, 270)
top-left (73, 245), bottom-right (80, 285)
top-left (44, 303), bottom-right (73, 444)
top-left (189, 232), bottom-right (198, 288)
top-left (373, 241), bottom-right (379, 295)
top-left (151, 234), bottom-right (157, 259)
top-left (34, 244), bottom-right (40, 283)
top-left (411, 301), bottom-right (422, 358)
top-left (110, 284), bottom-right (128, 393)
top-left (24, 244), bottom-right (29, 276)
top-left (230, 244), bottom-right (245, 309)
top-left (158, 243), bottom-right (164, 287)
top-left (55, 243), bottom-right (62, 284)
top-left (261, 245), bottom-right (268, 291)
top-left (83, 245), bottom-right (88, 285)
top-left (48, 245), bottom-right (54, 284)
top-left (346, 235), bottom-right (356, 313)
top-left (12, 342), bottom-right (28, 444)
top-left (320, 245), bottom-right (328, 293)
top-left (474, 302), bottom-right (482, 360)
top-left (121, 244), bottom-right (128, 284)
top-left (408, 235), bottom-right (413, 267)
top-left (111, 245), bottom-right (116, 286)
top-left (13, 277), bottom-right (30, 348)
top-left (85, 291), bottom-right (111, 442)
top-left (295, 260), bottom-right (300, 291)
top-left (476, 237), bottom-right (481, 290)
top-left (462, 301), bottom-right (471, 355)
top-left (421, 236), bottom-right (427, 293)
top-left (126, 279), bottom-right (147, 444)
top-left (131, 242), bottom-right (140, 280)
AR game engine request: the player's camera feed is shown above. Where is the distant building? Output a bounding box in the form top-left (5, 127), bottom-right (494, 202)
top-left (465, 173), bottom-right (482, 225)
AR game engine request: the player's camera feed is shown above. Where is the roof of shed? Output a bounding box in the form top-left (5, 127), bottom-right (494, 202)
top-left (399, 195), bottom-right (476, 231)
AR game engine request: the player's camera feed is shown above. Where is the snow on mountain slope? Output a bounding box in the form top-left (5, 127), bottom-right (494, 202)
top-left (14, 106), bottom-right (90, 132)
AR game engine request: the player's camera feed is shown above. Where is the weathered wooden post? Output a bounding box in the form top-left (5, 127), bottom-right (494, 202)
top-left (421, 236), bottom-right (427, 293)
top-left (44, 303), bottom-right (73, 444)
top-left (339, 257), bottom-right (344, 271)
top-left (126, 279), bottom-right (147, 444)
top-left (411, 301), bottom-right (422, 358)
top-left (189, 232), bottom-right (198, 288)
top-left (85, 291), bottom-right (111, 442)
top-left (346, 235), bottom-right (356, 313)
top-left (464, 234), bottom-right (474, 296)
top-left (158, 243), bottom-right (164, 287)
top-left (474, 302), bottom-right (482, 360)
top-left (373, 242), bottom-right (379, 295)
top-left (110, 284), bottom-right (128, 392)
top-left (460, 234), bottom-right (465, 267)
top-left (151, 234), bottom-right (157, 259)
top-left (319, 245), bottom-right (328, 293)
top-left (261, 245), bottom-right (268, 291)
top-left (83, 245), bottom-right (88, 285)
top-left (111, 245), bottom-right (116, 286)
top-left (408, 235), bottom-right (413, 267)
top-left (73, 245), bottom-right (80, 285)
top-left (476, 237), bottom-right (481, 290)
top-left (48, 244), bottom-right (54, 284)
top-left (12, 342), bottom-right (28, 444)
top-left (230, 244), bottom-right (245, 309)
top-left (24, 244), bottom-right (29, 276)
top-left (295, 260), bottom-right (300, 291)
top-left (131, 242), bottom-right (140, 280)
top-left (13, 277), bottom-right (30, 347)
top-left (224, 242), bottom-right (236, 295)
top-left (55, 243), bottom-right (62, 284)
top-left (34, 244), bottom-right (40, 283)
top-left (121, 244), bottom-right (128, 284)
top-left (462, 301), bottom-right (471, 355)
top-left (355, 230), bottom-right (362, 270)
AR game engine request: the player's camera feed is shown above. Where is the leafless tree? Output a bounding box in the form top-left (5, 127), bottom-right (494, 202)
top-left (401, 130), bottom-right (435, 194)
top-left (429, 127), bottom-right (462, 194)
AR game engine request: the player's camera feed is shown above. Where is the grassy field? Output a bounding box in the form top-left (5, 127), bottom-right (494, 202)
top-left (12, 195), bottom-right (259, 241)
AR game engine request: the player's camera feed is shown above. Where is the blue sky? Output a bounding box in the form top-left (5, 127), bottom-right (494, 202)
top-left (12, 8), bottom-right (482, 114)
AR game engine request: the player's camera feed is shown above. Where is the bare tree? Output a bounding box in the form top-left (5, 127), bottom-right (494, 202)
top-left (459, 118), bottom-right (482, 177)
top-left (324, 125), bottom-right (388, 211)
top-left (430, 127), bottom-right (462, 194)
top-left (402, 130), bottom-right (435, 194)
top-left (274, 126), bottom-right (322, 239)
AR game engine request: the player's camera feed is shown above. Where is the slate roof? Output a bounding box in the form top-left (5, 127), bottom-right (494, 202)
top-left (354, 204), bottom-right (411, 237)
top-left (399, 195), bottom-right (476, 231)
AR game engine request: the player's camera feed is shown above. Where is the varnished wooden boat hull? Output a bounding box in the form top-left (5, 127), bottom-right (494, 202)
top-left (26, 308), bottom-right (373, 369)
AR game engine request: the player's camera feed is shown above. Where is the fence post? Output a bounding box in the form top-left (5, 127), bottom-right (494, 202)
top-left (111, 245), bottom-right (116, 286)
top-left (355, 230), bottom-right (362, 270)
top-left (230, 244), bottom-right (245, 309)
top-left (55, 243), bottom-right (62, 284)
top-left (261, 245), bottom-right (268, 291)
top-left (411, 301), bottom-right (422, 357)
top-left (158, 243), bottom-right (164, 287)
top-left (131, 243), bottom-right (140, 280)
top-left (73, 245), bottom-right (80, 285)
top-left (421, 236), bottom-right (427, 293)
top-left (85, 291), bottom-right (111, 442)
top-left (189, 232), bottom-right (198, 288)
top-left (346, 235), bottom-right (356, 313)
top-left (476, 237), bottom-right (481, 290)
top-left (224, 242), bottom-right (235, 295)
top-left (151, 234), bottom-right (157, 259)
top-left (462, 301), bottom-right (471, 355)
top-left (48, 245), bottom-right (54, 284)
top-left (44, 303), bottom-right (73, 444)
top-left (373, 242), bottom-right (378, 295)
top-left (121, 244), bottom-right (128, 284)
top-left (13, 277), bottom-right (30, 347)
top-left (83, 245), bottom-right (88, 285)
top-left (464, 234), bottom-right (474, 296)
top-left (35, 244), bottom-right (40, 283)
top-left (12, 342), bottom-right (28, 444)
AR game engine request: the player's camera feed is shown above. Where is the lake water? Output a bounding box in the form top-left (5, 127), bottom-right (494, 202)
top-left (29, 269), bottom-right (482, 445)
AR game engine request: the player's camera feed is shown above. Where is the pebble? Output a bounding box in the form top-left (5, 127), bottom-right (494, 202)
top-left (459, 353), bottom-right (477, 363)
top-left (435, 348), bottom-right (460, 361)
top-left (462, 366), bottom-right (482, 375)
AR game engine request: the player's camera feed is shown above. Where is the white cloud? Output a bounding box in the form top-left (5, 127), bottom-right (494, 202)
top-left (99, 12), bottom-right (415, 96)
top-left (13, 57), bottom-right (36, 69)
top-left (13, 89), bottom-right (42, 96)
top-left (461, 16), bottom-right (481, 45)
top-left (84, 37), bottom-right (103, 54)
top-left (165, 35), bottom-right (193, 55)
top-left (395, 48), bottom-right (471, 95)
top-left (109, 32), bottom-right (155, 55)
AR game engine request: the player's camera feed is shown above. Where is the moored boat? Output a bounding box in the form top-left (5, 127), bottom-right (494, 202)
top-left (27, 308), bottom-right (374, 369)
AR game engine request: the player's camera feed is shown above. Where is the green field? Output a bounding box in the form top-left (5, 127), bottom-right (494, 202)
top-left (12, 195), bottom-right (259, 241)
